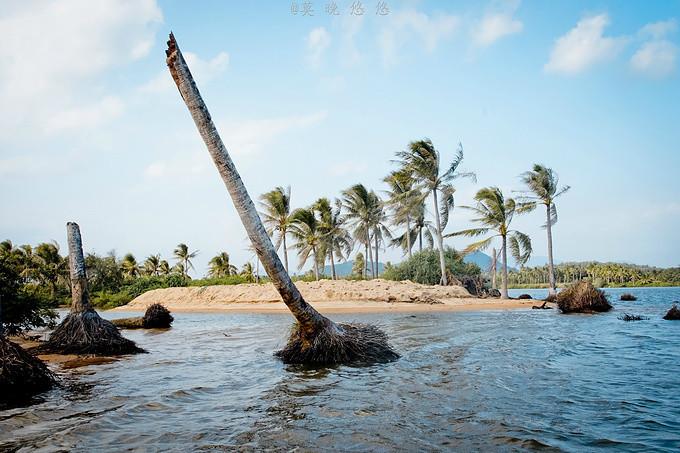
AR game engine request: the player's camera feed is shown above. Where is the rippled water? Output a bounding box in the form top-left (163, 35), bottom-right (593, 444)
top-left (2, 287), bottom-right (679, 452)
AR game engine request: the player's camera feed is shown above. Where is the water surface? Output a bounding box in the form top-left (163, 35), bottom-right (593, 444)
top-left (2, 287), bottom-right (679, 451)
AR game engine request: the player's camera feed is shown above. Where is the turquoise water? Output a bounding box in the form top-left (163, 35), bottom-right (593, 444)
top-left (1, 287), bottom-right (679, 451)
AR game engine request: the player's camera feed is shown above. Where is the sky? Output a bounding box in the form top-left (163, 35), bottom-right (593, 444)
top-left (1, 0), bottom-right (679, 278)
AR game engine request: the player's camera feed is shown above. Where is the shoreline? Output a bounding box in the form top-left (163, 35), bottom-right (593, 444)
top-left (112, 298), bottom-right (542, 314)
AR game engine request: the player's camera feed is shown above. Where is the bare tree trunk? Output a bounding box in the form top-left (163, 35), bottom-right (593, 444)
top-left (374, 234), bottom-right (379, 277)
top-left (367, 230), bottom-right (375, 279)
top-left (491, 247), bottom-right (497, 289)
top-left (312, 246), bottom-right (319, 281)
top-left (406, 215), bottom-right (412, 259)
top-left (501, 235), bottom-right (509, 299)
top-left (66, 222), bottom-right (92, 313)
top-left (546, 203), bottom-right (557, 296)
top-left (330, 249), bottom-right (336, 280)
top-left (432, 190), bottom-right (448, 285)
top-left (282, 233), bottom-right (289, 274)
top-left (419, 228), bottom-right (423, 252)
top-left (364, 242), bottom-right (368, 278)
top-left (166, 34), bottom-right (327, 332)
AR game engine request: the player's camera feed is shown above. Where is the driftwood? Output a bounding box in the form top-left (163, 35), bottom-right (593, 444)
top-left (112, 304), bottom-right (174, 329)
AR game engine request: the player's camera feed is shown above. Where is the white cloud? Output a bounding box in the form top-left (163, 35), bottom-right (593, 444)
top-left (639, 19), bottom-right (677, 39)
top-left (473, 1), bottom-right (523, 47)
top-left (0, 0), bottom-right (162, 137)
top-left (306, 27), bottom-right (332, 68)
top-left (140, 51), bottom-right (229, 92)
top-left (46, 96), bottom-right (124, 133)
top-left (218, 111), bottom-right (328, 156)
top-left (379, 10), bottom-right (459, 64)
top-left (630, 40), bottom-right (677, 78)
top-left (545, 14), bottom-right (627, 75)
top-left (630, 19), bottom-right (677, 78)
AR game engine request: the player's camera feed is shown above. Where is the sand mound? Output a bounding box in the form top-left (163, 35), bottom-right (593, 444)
top-left (121, 279), bottom-right (472, 311)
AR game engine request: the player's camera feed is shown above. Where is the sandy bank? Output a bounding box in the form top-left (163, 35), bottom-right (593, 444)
top-left (115, 279), bottom-right (539, 314)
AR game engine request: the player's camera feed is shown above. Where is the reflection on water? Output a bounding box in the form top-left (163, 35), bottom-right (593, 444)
top-left (2, 288), bottom-right (680, 451)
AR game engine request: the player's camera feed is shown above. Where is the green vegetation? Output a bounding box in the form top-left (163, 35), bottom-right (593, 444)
top-left (383, 248), bottom-right (481, 286)
top-left (505, 262), bottom-right (680, 288)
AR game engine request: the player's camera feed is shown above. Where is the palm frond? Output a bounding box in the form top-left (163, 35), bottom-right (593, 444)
top-left (509, 231), bottom-right (532, 266)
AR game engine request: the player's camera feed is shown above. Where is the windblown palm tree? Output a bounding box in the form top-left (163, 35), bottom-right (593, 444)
top-left (383, 169), bottom-right (422, 259)
top-left (33, 242), bottom-right (68, 299)
top-left (314, 198), bottom-right (352, 280)
top-left (240, 262), bottom-right (255, 283)
top-left (396, 140), bottom-right (475, 285)
top-left (166, 33), bottom-right (398, 364)
top-left (518, 164), bottom-right (570, 296)
top-left (143, 254), bottom-right (162, 276)
top-left (290, 208), bottom-right (324, 280)
top-left (208, 252), bottom-right (237, 278)
top-left (120, 253), bottom-right (140, 279)
top-left (369, 192), bottom-right (391, 277)
top-left (173, 243), bottom-right (198, 280)
top-left (446, 187), bottom-right (532, 299)
top-left (259, 186), bottom-right (294, 273)
top-left (342, 184), bottom-right (381, 278)
top-left (159, 260), bottom-right (171, 275)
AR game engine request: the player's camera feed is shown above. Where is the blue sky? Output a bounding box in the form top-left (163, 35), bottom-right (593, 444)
top-left (1, 0), bottom-right (679, 277)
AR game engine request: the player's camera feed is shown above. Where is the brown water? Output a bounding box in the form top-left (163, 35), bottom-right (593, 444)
top-left (1, 287), bottom-right (680, 452)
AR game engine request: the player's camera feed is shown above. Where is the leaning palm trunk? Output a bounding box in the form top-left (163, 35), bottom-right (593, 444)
top-left (432, 190), bottom-right (448, 285)
top-left (39, 223), bottom-right (143, 355)
top-left (166, 34), bottom-right (397, 364)
top-left (546, 203), bottom-right (557, 296)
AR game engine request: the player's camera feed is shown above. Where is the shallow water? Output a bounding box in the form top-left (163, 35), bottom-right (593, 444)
top-left (2, 287), bottom-right (679, 452)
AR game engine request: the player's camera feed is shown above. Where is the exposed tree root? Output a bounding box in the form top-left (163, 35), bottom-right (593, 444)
top-left (38, 310), bottom-right (145, 355)
top-left (275, 322), bottom-right (400, 366)
top-left (663, 304), bottom-right (680, 320)
top-left (1, 336), bottom-right (56, 402)
top-left (557, 280), bottom-right (612, 314)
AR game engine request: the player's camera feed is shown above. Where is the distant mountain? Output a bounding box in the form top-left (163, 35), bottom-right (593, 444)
top-left (322, 261), bottom-right (384, 277)
top-left (462, 251), bottom-right (492, 270)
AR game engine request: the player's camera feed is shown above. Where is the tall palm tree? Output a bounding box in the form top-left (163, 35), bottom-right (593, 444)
top-left (342, 184), bottom-right (379, 278)
top-left (314, 198), bottom-right (352, 280)
top-left (369, 192), bottom-right (391, 277)
top-left (259, 186), bottom-right (294, 273)
top-left (159, 260), bottom-right (171, 275)
top-left (383, 169), bottom-right (422, 259)
top-left (120, 253), bottom-right (140, 279)
top-left (240, 262), bottom-right (255, 283)
top-left (33, 241), bottom-right (67, 299)
top-left (446, 187), bottom-right (532, 299)
top-left (396, 140), bottom-right (475, 285)
top-left (208, 252), bottom-right (237, 277)
top-left (290, 208), bottom-right (323, 280)
top-left (166, 33), bottom-right (397, 364)
top-left (143, 254), bottom-right (162, 276)
top-left (518, 164), bottom-right (570, 296)
top-left (173, 243), bottom-right (198, 280)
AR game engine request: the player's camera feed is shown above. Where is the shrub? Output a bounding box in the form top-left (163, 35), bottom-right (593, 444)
top-left (142, 303), bottom-right (174, 328)
top-left (557, 280), bottom-right (612, 313)
top-left (91, 291), bottom-right (133, 309)
top-left (382, 248), bottom-right (480, 286)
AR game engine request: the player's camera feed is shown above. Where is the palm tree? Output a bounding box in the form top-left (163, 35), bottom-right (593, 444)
top-left (159, 260), bottom-right (171, 275)
top-left (446, 187), bottom-right (532, 299)
top-left (383, 170), bottom-right (422, 259)
top-left (396, 140), bottom-right (475, 285)
top-left (173, 243), bottom-right (198, 280)
top-left (369, 192), bottom-right (391, 277)
top-left (120, 253), bottom-right (140, 279)
top-left (518, 164), bottom-right (570, 296)
top-left (33, 241), bottom-right (67, 299)
top-left (342, 184), bottom-right (379, 278)
top-left (259, 186), bottom-right (294, 273)
top-left (143, 254), bottom-right (162, 276)
top-left (240, 262), bottom-right (256, 283)
top-left (290, 208), bottom-right (323, 280)
top-left (314, 198), bottom-right (352, 280)
top-left (208, 252), bottom-right (237, 278)
top-left (166, 33), bottom-right (397, 364)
